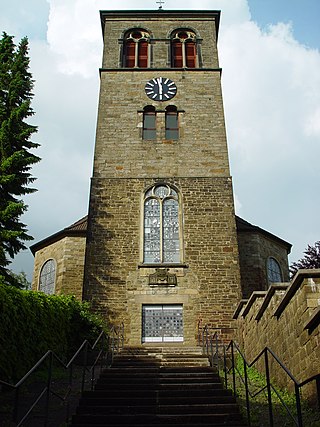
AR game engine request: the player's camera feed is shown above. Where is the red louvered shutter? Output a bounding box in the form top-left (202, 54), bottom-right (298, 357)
top-left (172, 41), bottom-right (183, 67)
top-left (125, 40), bottom-right (135, 68)
top-left (138, 41), bottom-right (148, 68)
top-left (186, 42), bottom-right (196, 68)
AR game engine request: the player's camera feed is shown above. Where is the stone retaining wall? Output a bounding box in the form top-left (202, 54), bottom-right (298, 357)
top-left (234, 269), bottom-right (320, 399)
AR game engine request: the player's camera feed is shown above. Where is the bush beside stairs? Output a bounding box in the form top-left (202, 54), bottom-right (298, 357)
top-left (70, 346), bottom-right (248, 426)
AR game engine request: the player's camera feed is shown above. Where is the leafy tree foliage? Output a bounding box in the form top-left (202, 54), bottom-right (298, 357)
top-left (0, 32), bottom-right (40, 284)
top-left (290, 241), bottom-right (320, 278)
top-left (8, 270), bottom-right (31, 289)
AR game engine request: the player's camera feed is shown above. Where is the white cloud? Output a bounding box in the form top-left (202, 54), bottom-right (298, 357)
top-left (47, 0), bottom-right (102, 77)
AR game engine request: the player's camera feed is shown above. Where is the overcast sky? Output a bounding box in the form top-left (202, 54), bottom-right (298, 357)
top-left (1, 0), bottom-right (319, 280)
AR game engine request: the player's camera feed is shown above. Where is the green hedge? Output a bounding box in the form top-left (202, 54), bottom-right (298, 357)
top-left (0, 282), bottom-right (106, 381)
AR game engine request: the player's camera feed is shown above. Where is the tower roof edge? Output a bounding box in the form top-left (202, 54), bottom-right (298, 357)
top-left (99, 10), bottom-right (221, 39)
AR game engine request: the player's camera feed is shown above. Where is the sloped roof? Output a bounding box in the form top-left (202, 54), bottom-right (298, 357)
top-left (30, 216), bottom-right (87, 255)
top-left (235, 215), bottom-right (292, 253)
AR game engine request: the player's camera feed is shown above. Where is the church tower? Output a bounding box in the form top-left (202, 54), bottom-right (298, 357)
top-left (83, 10), bottom-right (241, 345)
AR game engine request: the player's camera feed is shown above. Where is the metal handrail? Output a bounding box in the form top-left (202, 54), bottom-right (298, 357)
top-left (199, 325), bottom-right (320, 427)
top-left (0, 324), bottom-right (124, 426)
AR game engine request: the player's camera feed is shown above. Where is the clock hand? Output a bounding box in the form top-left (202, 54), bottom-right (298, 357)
top-left (157, 77), bottom-right (163, 94)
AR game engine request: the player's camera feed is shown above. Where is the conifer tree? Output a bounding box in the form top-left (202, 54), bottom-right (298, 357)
top-left (290, 241), bottom-right (320, 278)
top-left (0, 32), bottom-right (40, 284)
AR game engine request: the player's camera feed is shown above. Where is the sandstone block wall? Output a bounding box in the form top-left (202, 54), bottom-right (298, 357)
top-left (237, 231), bottom-right (289, 297)
top-left (32, 236), bottom-right (85, 300)
top-left (102, 14), bottom-right (219, 70)
top-left (234, 269), bottom-right (320, 398)
top-left (84, 176), bottom-right (241, 345)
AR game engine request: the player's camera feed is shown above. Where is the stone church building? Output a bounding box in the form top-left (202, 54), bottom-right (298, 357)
top-left (31, 10), bottom-right (291, 346)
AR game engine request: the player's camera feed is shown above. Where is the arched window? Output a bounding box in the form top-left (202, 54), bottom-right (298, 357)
top-left (123, 29), bottom-right (150, 68)
top-left (143, 184), bottom-right (181, 264)
top-left (165, 106), bottom-right (179, 140)
top-left (143, 106), bottom-right (156, 140)
top-left (171, 30), bottom-right (197, 68)
top-left (267, 257), bottom-right (282, 283)
top-left (39, 259), bottom-right (56, 294)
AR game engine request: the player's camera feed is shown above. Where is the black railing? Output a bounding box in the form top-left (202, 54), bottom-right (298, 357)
top-left (0, 323), bottom-right (124, 426)
top-left (200, 325), bottom-right (320, 427)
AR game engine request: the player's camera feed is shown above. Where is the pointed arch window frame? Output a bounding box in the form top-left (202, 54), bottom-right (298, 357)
top-left (123, 29), bottom-right (151, 68)
top-left (170, 29), bottom-right (198, 68)
top-left (39, 259), bottom-right (56, 294)
top-left (141, 184), bottom-right (184, 265)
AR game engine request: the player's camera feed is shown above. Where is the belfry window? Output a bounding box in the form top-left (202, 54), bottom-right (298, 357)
top-left (39, 259), bottom-right (56, 294)
top-left (143, 184), bottom-right (181, 263)
top-left (171, 30), bottom-right (197, 68)
top-left (165, 106), bottom-right (179, 140)
top-left (123, 29), bottom-right (150, 68)
top-left (143, 106), bottom-right (156, 140)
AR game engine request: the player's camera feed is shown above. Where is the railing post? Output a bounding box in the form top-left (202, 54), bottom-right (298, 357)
top-left (231, 341), bottom-right (236, 397)
top-left (81, 341), bottom-right (88, 394)
top-left (202, 327), bottom-right (205, 354)
top-left (223, 345), bottom-right (228, 389)
top-left (215, 333), bottom-right (219, 370)
top-left (264, 349), bottom-right (274, 427)
top-left (243, 359), bottom-right (251, 426)
top-left (44, 351), bottom-right (53, 427)
top-left (295, 384), bottom-right (303, 427)
top-left (210, 334), bottom-right (214, 367)
top-left (316, 375), bottom-right (320, 413)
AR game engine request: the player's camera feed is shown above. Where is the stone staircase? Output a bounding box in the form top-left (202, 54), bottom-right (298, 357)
top-left (70, 346), bottom-right (248, 426)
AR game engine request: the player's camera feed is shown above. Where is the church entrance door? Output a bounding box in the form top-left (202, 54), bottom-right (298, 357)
top-left (142, 305), bottom-right (183, 343)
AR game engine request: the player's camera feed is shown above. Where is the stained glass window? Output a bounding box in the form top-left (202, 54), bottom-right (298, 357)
top-left (267, 257), bottom-right (282, 283)
top-left (144, 184), bottom-right (181, 263)
top-left (39, 259), bottom-right (56, 294)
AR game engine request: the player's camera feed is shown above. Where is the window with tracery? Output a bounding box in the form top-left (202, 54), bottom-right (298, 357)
top-left (143, 106), bottom-right (156, 140)
top-left (267, 257), bottom-right (282, 283)
top-left (171, 30), bottom-right (197, 68)
top-left (39, 259), bottom-right (56, 294)
top-left (165, 106), bottom-right (179, 140)
top-left (123, 29), bottom-right (150, 68)
top-left (143, 184), bottom-right (181, 263)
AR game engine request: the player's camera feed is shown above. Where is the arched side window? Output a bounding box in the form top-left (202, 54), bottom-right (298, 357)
top-left (267, 257), bottom-right (282, 283)
top-left (165, 105), bottom-right (179, 140)
top-left (39, 259), bottom-right (56, 294)
top-left (171, 30), bottom-right (197, 68)
top-left (143, 184), bottom-right (181, 264)
top-left (143, 106), bottom-right (156, 140)
top-left (123, 29), bottom-right (150, 68)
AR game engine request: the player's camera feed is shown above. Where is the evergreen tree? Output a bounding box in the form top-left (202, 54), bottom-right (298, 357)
top-left (290, 241), bottom-right (320, 278)
top-left (0, 32), bottom-right (40, 285)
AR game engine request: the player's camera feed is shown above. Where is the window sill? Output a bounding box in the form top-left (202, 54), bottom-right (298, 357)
top-left (138, 263), bottom-right (188, 268)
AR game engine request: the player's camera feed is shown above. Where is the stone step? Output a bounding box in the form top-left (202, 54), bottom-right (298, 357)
top-left (76, 403), bottom-right (240, 415)
top-left (79, 395), bottom-right (236, 406)
top-left (94, 382), bottom-right (224, 390)
top-left (71, 412), bottom-right (245, 424)
top-left (70, 347), bottom-right (248, 427)
top-left (83, 387), bottom-right (231, 401)
top-left (96, 375), bottom-right (221, 384)
top-left (72, 424), bottom-right (247, 427)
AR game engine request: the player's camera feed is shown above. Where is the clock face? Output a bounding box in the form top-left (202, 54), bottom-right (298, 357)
top-left (145, 77), bottom-right (177, 102)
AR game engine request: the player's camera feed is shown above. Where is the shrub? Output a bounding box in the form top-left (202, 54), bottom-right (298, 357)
top-left (0, 282), bottom-right (107, 381)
